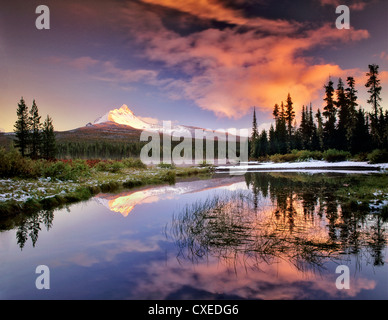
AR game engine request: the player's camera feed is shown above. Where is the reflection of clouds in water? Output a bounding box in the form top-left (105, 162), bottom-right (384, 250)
top-left (51, 173), bottom-right (386, 299)
top-left (131, 255), bottom-right (376, 300)
top-left (51, 235), bottom-right (163, 268)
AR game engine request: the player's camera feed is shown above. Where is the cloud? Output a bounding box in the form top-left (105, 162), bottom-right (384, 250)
top-left (124, 15), bottom-right (369, 118)
top-left (137, 116), bottom-right (161, 125)
top-left (318, 0), bottom-right (371, 11)
top-left (380, 51), bottom-right (388, 61)
top-left (51, 55), bottom-right (173, 88)
top-left (68, 56), bottom-right (99, 70)
top-left (57, 1), bottom-right (372, 120)
top-left (140, 0), bottom-right (301, 33)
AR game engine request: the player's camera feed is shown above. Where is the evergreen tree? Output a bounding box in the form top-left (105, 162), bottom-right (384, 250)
top-left (29, 99), bottom-right (42, 159)
top-left (336, 78), bottom-right (350, 150)
top-left (308, 103), bottom-right (320, 151)
top-left (365, 64), bottom-right (383, 147)
top-left (366, 64), bottom-right (382, 120)
top-left (351, 107), bottom-right (370, 154)
top-left (284, 93), bottom-right (295, 140)
top-left (41, 115), bottom-right (56, 160)
top-left (268, 124), bottom-right (277, 155)
top-left (275, 102), bottom-right (288, 154)
top-left (250, 107), bottom-right (259, 158)
top-left (345, 76), bottom-right (358, 149)
top-left (251, 107), bottom-right (259, 141)
top-left (323, 79), bottom-right (337, 149)
top-left (14, 97), bottom-right (30, 157)
top-left (299, 105), bottom-right (309, 149)
top-left (315, 108), bottom-right (324, 151)
top-left (258, 130), bottom-right (269, 157)
top-left (273, 103), bottom-right (280, 120)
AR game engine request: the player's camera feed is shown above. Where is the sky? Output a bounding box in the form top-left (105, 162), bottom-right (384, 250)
top-left (1, 0), bottom-right (387, 133)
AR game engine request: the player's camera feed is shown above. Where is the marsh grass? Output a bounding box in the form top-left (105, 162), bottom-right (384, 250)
top-left (167, 173), bottom-right (388, 273)
top-left (167, 191), bottom-right (337, 272)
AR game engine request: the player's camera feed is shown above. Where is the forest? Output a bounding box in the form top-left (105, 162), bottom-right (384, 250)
top-left (249, 64), bottom-right (388, 162)
top-left (6, 64), bottom-right (388, 163)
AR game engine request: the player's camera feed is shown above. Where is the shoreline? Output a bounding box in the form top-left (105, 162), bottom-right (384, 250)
top-left (215, 160), bottom-right (388, 173)
top-left (0, 166), bottom-right (213, 219)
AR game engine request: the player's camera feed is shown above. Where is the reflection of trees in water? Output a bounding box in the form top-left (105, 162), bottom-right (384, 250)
top-left (168, 173), bottom-right (388, 273)
top-left (16, 210), bottom-right (54, 249)
top-left (248, 172), bottom-right (388, 266)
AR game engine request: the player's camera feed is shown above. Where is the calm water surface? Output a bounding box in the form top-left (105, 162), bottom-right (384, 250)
top-left (0, 172), bottom-right (387, 299)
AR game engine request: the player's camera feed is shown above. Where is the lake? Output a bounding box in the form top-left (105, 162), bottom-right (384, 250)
top-left (0, 172), bottom-right (387, 300)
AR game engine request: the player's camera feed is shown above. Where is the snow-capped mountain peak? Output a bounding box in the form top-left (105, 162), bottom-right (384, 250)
top-left (93, 104), bottom-right (153, 130)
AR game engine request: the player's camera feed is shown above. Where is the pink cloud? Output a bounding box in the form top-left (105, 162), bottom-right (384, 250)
top-left (124, 15), bottom-right (369, 118)
top-left (57, 1), bottom-right (374, 120)
top-left (319, 0), bottom-right (371, 11)
top-left (68, 56), bottom-right (99, 70)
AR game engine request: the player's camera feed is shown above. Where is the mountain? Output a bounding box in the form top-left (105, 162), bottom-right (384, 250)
top-left (93, 104), bottom-right (158, 131)
top-left (0, 104), bottom-right (241, 155)
top-left (55, 105), bottom-right (155, 144)
top-left (88, 104), bottom-right (233, 140)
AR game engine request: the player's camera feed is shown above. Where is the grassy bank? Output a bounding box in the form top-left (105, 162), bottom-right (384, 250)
top-left (0, 150), bottom-right (213, 218)
top-left (253, 148), bottom-right (388, 163)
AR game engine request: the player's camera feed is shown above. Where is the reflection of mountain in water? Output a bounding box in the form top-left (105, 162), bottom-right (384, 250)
top-left (94, 176), bottom-right (244, 217)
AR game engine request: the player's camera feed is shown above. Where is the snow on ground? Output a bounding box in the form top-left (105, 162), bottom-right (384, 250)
top-left (216, 160), bottom-right (388, 173)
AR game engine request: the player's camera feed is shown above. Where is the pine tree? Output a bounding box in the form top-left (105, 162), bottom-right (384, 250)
top-left (284, 93), bottom-right (295, 139)
top-left (41, 115), bottom-right (56, 160)
top-left (323, 79), bottom-right (337, 149)
top-left (275, 102), bottom-right (288, 154)
top-left (258, 130), bottom-right (268, 157)
top-left (351, 107), bottom-right (370, 154)
top-left (366, 64), bottom-right (382, 120)
top-left (315, 108), bottom-right (324, 151)
top-left (250, 107), bottom-right (259, 158)
top-left (29, 99), bottom-right (42, 159)
top-left (251, 107), bottom-right (259, 140)
top-left (336, 78), bottom-right (349, 150)
top-left (268, 124), bottom-right (277, 155)
top-left (308, 104), bottom-right (319, 151)
top-left (273, 103), bottom-right (280, 120)
top-left (299, 105), bottom-right (309, 149)
top-left (365, 64), bottom-right (383, 147)
top-left (345, 76), bottom-right (358, 150)
top-left (14, 97), bottom-right (30, 157)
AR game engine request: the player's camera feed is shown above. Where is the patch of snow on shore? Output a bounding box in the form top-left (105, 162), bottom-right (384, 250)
top-left (216, 160), bottom-right (388, 172)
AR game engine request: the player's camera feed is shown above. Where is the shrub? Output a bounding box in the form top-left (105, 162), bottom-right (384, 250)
top-left (323, 149), bottom-right (351, 162)
top-left (122, 158), bottom-right (147, 169)
top-left (95, 160), bottom-right (125, 173)
top-left (269, 153), bottom-right (298, 163)
top-left (367, 149), bottom-right (388, 164)
top-left (70, 159), bottom-right (91, 178)
top-left (109, 161), bottom-right (124, 173)
top-left (164, 170), bottom-right (176, 184)
top-left (291, 149), bottom-right (323, 161)
top-left (158, 162), bottom-right (176, 169)
top-left (0, 147), bottom-right (41, 178)
top-left (42, 161), bottom-right (72, 180)
top-left (95, 161), bottom-right (110, 172)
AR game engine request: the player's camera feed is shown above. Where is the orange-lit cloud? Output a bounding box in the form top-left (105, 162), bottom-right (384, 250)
top-left (319, 0), bottom-right (371, 11)
top-left (109, 1), bottom-right (372, 119)
top-left (132, 19), bottom-right (369, 118)
top-left (54, 1), bottom-right (374, 121)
